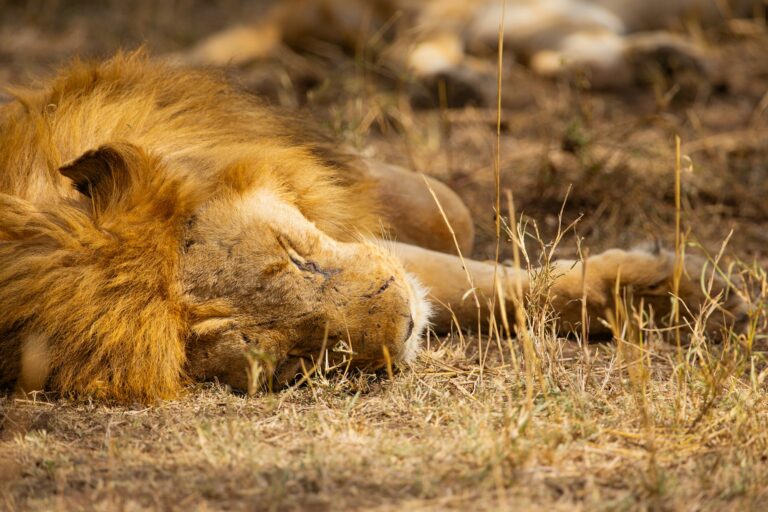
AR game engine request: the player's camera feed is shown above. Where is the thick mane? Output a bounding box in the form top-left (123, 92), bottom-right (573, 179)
top-left (1, 49), bottom-right (379, 239)
top-left (0, 195), bottom-right (189, 401)
top-left (0, 50), bottom-right (380, 401)
top-left (0, 140), bottom-right (213, 400)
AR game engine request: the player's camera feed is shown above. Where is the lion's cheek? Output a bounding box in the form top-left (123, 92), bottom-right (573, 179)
top-left (185, 330), bottom-right (292, 393)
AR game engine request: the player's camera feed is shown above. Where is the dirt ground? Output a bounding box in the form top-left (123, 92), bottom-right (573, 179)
top-left (1, 1), bottom-right (768, 510)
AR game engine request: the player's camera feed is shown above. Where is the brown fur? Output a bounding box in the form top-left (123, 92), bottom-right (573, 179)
top-left (0, 51), bottom-right (410, 402)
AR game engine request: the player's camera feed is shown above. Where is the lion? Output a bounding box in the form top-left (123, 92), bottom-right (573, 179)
top-left (183, 0), bottom-right (761, 101)
top-left (0, 51), bottom-right (746, 402)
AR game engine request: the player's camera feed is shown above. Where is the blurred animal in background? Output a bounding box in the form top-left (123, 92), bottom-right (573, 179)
top-left (0, 52), bottom-right (746, 402)
top-left (183, 0), bottom-right (763, 105)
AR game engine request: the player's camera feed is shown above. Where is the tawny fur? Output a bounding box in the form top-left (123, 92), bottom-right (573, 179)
top-left (0, 51), bottom-right (387, 402)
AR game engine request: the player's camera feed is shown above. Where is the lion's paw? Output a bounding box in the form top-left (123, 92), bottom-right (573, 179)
top-left (552, 248), bottom-right (748, 338)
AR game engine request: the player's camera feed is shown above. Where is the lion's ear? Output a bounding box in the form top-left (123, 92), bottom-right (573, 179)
top-left (59, 143), bottom-right (144, 210)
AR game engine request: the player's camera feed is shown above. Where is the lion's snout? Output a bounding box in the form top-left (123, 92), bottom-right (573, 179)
top-left (302, 242), bottom-right (429, 369)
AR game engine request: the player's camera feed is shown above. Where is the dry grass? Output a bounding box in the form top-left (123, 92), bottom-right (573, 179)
top-left (2, 1), bottom-right (768, 510)
top-left (2, 323), bottom-right (768, 510)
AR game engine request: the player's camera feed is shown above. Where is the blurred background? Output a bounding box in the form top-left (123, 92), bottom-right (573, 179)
top-left (1, 0), bottom-right (767, 264)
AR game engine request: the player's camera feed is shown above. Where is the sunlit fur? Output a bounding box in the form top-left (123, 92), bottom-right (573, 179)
top-left (0, 51), bottom-right (424, 402)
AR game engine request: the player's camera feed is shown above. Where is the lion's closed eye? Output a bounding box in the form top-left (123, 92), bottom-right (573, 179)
top-left (274, 232), bottom-right (333, 277)
top-left (276, 236), bottom-right (304, 265)
top-left (275, 233), bottom-right (309, 268)
top-left (287, 248), bottom-right (325, 275)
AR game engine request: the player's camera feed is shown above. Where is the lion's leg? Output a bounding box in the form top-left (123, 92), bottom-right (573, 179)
top-left (394, 243), bottom-right (747, 336)
top-left (16, 332), bottom-right (50, 395)
top-left (622, 32), bottom-right (713, 86)
top-left (393, 241), bottom-right (527, 332)
top-left (546, 249), bottom-right (748, 336)
top-left (402, 32), bottom-right (491, 108)
top-left (364, 159), bottom-right (475, 255)
top-left (184, 17), bottom-right (284, 66)
top-left (184, 0), bottom-right (394, 68)
top-left (182, 1), bottom-right (302, 66)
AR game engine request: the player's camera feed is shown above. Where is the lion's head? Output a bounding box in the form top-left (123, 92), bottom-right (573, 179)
top-left (180, 186), bottom-right (431, 390)
top-left (1, 142), bottom-right (430, 399)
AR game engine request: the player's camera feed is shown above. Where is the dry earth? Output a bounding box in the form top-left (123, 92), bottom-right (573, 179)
top-left (1, 1), bottom-right (768, 510)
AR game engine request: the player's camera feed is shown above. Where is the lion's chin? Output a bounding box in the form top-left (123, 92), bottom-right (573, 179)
top-left (401, 272), bottom-right (432, 364)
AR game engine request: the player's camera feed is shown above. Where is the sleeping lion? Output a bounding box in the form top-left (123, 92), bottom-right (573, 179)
top-left (185, 0), bottom-right (761, 99)
top-left (0, 52), bottom-right (746, 402)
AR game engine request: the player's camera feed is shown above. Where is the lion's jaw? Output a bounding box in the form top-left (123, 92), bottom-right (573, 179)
top-left (182, 188), bottom-right (430, 390)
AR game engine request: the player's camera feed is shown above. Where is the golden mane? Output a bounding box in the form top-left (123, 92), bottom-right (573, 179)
top-left (0, 50), bottom-right (381, 401)
top-left (0, 49), bottom-right (379, 238)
